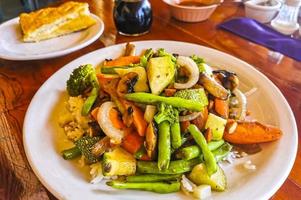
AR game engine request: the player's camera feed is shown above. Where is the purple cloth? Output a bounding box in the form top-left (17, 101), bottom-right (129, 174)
top-left (218, 17), bottom-right (301, 61)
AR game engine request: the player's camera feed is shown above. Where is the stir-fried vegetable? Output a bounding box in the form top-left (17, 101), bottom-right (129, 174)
top-left (147, 56), bottom-right (175, 95)
top-left (107, 181), bottom-right (180, 194)
top-left (176, 145), bottom-right (200, 160)
top-left (74, 136), bottom-right (101, 164)
top-left (125, 92), bottom-right (204, 111)
top-left (97, 101), bottom-right (125, 144)
top-left (157, 121), bottom-right (171, 170)
top-left (156, 48), bottom-right (176, 62)
top-left (174, 88), bottom-right (208, 108)
top-left (189, 125), bottom-right (217, 176)
top-left (199, 73), bottom-right (229, 100)
top-left (103, 147), bottom-right (136, 176)
top-left (67, 64), bottom-right (98, 96)
top-left (145, 122), bottom-right (157, 157)
top-left (126, 174), bottom-right (181, 182)
top-left (59, 44), bottom-right (283, 196)
top-left (137, 157), bottom-right (202, 174)
top-left (190, 55), bottom-right (213, 75)
top-left (66, 64), bottom-right (99, 115)
top-left (176, 140), bottom-right (228, 161)
top-left (155, 103), bottom-right (181, 151)
top-left (104, 56), bottom-right (140, 67)
top-left (223, 121), bottom-right (282, 144)
top-left (174, 56), bottom-right (200, 89)
top-left (140, 48), bottom-right (154, 67)
top-left (62, 146), bottom-right (81, 160)
top-left (189, 163), bottom-right (226, 191)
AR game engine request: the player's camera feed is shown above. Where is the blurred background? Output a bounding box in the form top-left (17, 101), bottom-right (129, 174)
top-left (0, 0), bottom-right (58, 22)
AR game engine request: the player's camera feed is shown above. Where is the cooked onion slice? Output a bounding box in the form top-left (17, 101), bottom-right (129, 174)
top-left (179, 112), bottom-right (202, 122)
top-left (232, 89), bottom-right (247, 120)
top-left (174, 56), bottom-right (199, 89)
top-left (181, 175), bottom-right (196, 195)
top-left (97, 101), bottom-right (124, 144)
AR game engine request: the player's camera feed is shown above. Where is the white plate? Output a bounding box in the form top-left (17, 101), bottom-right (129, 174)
top-left (0, 14), bottom-right (104, 60)
top-left (23, 40), bottom-right (298, 200)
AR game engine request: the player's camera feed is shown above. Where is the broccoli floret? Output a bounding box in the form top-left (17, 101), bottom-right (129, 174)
top-left (74, 136), bottom-right (101, 164)
top-left (154, 103), bottom-right (179, 124)
top-left (190, 55), bottom-right (205, 66)
top-left (67, 64), bottom-right (99, 97)
top-left (174, 89), bottom-right (208, 108)
top-left (140, 48), bottom-right (154, 67)
top-left (190, 55), bottom-right (212, 75)
top-left (66, 64), bottom-right (99, 115)
top-left (156, 48), bottom-right (176, 63)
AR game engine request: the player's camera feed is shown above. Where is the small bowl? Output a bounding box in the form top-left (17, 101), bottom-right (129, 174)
top-left (163, 0), bottom-right (219, 22)
top-left (244, 0), bottom-right (281, 23)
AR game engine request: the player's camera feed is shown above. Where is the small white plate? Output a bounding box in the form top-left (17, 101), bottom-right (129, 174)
top-left (0, 14), bottom-right (104, 60)
top-left (23, 41), bottom-right (298, 200)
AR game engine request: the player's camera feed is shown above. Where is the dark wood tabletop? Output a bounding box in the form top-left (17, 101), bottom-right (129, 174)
top-left (0, 0), bottom-right (300, 199)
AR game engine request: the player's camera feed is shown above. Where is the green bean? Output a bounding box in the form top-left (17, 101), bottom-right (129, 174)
top-left (126, 174), bottom-right (181, 182)
top-left (101, 66), bottom-right (134, 74)
top-left (170, 109), bottom-right (181, 149)
top-left (176, 145), bottom-right (200, 160)
top-left (158, 121), bottom-right (171, 170)
top-left (101, 67), bottom-right (119, 74)
top-left (208, 140), bottom-right (225, 151)
top-left (137, 157), bottom-right (202, 174)
top-left (61, 147), bottom-right (81, 160)
top-left (175, 141), bottom-right (226, 160)
top-left (125, 92), bottom-right (203, 111)
top-left (171, 123), bottom-right (181, 150)
top-left (188, 124), bottom-right (217, 176)
top-left (212, 142), bottom-right (232, 162)
top-left (81, 87), bottom-right (98, 115)
top-left (106, 181), bottom-right (180, 193)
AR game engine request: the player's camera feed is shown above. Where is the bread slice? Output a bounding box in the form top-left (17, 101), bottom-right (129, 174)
top-left (19, 1), bottom-right (96, 42)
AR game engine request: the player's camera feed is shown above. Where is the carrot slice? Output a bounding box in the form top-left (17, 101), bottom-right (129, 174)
top-left (121, 99), bottom-right (147, 136)
top-left (104, 56), bottom-right (140, 67)
top-left (223, 121), bottom-right (282, 144)
top-left (214, 98), bottom-right (229, 119)
top-left (132, 106), bottom-right (147, 136)
top-left (96, 73), bottom-right (119, 86)
top-left (180, 121), bottom-right (190, 133)
top-left (204, 128), bottom-right (213, 142)
top-left (109, 108), bottom-right (125, 130)
top-left (121, 130), bottom-right (144, 154)
top-left (191, 107), bottom-right (208, 131)
top-left (91, 107), bottom-right (99, 120)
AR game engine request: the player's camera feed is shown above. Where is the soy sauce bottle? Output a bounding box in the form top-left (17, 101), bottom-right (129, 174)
top-left (113, 0), bottom-right (153, 36)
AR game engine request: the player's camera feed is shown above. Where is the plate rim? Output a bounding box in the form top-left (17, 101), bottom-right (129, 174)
top-left (0, 14), bottom-right (104, 61)
top-left (23, 40), bottom-right (298, 200)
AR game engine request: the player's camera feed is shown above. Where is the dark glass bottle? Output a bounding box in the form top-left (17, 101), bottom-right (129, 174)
top-left (113, 0), bottom-right (153, 36)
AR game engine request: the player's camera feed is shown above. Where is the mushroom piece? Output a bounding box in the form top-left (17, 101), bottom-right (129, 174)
top-left (124, 43), bottom-right (136, 56)
top-left (145, 122), bottom-right (158, 158)
top-left (117, 72), bottom-right (139, 97)
top-left (198, 73), bottom-right (229, 100)
top-left (91, 136), bottom-right (111, 157)
top-left (213, 70), bottom-right (239, 91)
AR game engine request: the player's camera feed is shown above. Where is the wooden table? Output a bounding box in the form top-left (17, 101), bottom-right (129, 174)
top-left (0, 0), bottom-right (300, 199)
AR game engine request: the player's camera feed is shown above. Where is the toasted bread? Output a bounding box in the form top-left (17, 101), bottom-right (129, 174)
top-left (19, 1), bottom-right (96, 42)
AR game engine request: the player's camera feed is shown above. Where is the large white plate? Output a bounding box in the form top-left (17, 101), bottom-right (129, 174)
top-left (0, 14), bottom-right (104, 60)
top-left (23, 40), bottom-right (298, 200)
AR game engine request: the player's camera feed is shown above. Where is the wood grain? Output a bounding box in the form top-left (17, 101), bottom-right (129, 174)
top-left (0, 0), bottom-right (300, 199)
